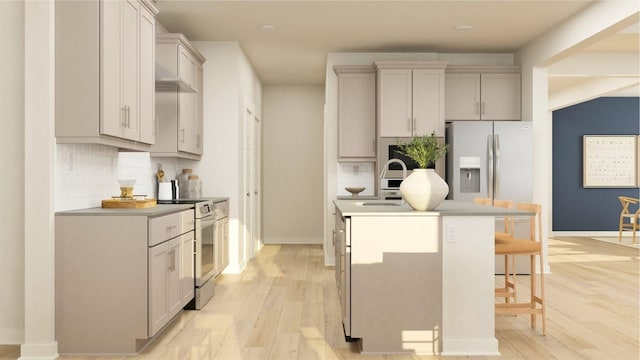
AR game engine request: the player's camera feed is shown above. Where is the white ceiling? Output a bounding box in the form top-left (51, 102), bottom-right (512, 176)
top-left (156, 0), bottom-right (639, 96)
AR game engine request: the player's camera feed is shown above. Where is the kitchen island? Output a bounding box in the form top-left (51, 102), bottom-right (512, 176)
top-left (334, 199), bottom-right (530, 356)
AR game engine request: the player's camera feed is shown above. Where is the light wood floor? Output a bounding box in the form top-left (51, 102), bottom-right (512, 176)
top-left (2, 236), bottom-right (638, 360)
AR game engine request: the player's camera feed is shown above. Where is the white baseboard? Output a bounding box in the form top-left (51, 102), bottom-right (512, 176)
top-left (263, 236), bottom-right (323, 245)
top-left (551, 231), bottom-right (622, 237)
top-left (441, 338), bottom-right (500, 356)
top-left (19, 341), bottom-right (58, 360)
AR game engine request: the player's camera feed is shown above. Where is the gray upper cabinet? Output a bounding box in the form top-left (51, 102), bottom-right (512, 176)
top-left (335, 65), bottom-right (377, 161)
top-left (152, 34), bottom-right (206, 160)
top-left (55, 0), bottom-right (158, 151)
top-left (375, 62), bottom-right (447, 137)
top-left (445, 66), bottom-right (521, 121)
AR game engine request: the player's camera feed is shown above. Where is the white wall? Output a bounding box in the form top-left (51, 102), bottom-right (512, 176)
top-left (0, 0), bottom-right (25, 345)
top-left (262, 86), bottom-right (325, 244)
top-left (191, 41), bottom-right (263, 273)
top-left (323, 52), bottom-right (516, 265)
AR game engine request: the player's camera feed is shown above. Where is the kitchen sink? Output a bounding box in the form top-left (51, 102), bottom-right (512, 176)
top-left (357, 202), bottom-right (401, 207)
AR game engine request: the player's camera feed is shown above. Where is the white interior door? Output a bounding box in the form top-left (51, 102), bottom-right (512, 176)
top-left (243, 105), bottom-right (254, 262)
top-left (252, 116), bottom-right (261, 252)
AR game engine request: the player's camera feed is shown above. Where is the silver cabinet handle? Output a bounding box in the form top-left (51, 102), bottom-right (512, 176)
top-left (407, 118), bottom-right (411, 131)
top-left (124, 105), bottom-right (130, 128)
top-left (481, 102), bottom-right (485, 115)
top-left (475, 101), bottom-right (480, 115)
top-left (246, 192), bottom-right (250, 197)
top-left (196, 134), bottom-right (200, 147)
top-left (254, 191), bottom-right (258, 195)
top-left (121, 107), bottom-right (127, 127)
top-left (180, 129), bottom-right (185, 143)
top-left (412, 118), bottom-right (416, 135)
top-left (494, 134), bottom-right (501, 199)
top-left (487, 134), bottom-right (494, 201)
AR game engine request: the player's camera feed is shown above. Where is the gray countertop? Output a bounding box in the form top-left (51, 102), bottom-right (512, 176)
top-left (334, 199), bottom-right (533, 217)
top-left (56, 204), bottom-right (195, 217)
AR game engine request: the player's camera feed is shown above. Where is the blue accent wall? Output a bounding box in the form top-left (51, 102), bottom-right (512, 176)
top-left (552, 97), bottom-right (640, 231)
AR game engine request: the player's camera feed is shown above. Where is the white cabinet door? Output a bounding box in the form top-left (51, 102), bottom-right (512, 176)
top-left (481, 73), bottom-right (521, 120)
top-left (138, 4), bottom-right (155, 144)
top-left (195, 64), bottom-right (204, 155)
top-left (99, 0), bottom-right (124, 138)
top-left (413, 69), bottom-right (445, 136)
top-left (181, 231), bottom-right (195, 307)
top-left (148, 242), bottom-right (169, 337)
top-left (121, 0), bottom-right (140, 141)
top-left (378, 69), bottom-right (413, 137)
top-left (167, 237), bottom-right (182, 320)
top-left (379, 68), bottom-right (445, 137)
top-left (445, 72), bottom-right (521, 121)
top-left (338, 72), bottom-right (376, 159)
top-left (445, 73), bottom-right (481, 121)
top-left (177, 49), bottom-right (196, 153)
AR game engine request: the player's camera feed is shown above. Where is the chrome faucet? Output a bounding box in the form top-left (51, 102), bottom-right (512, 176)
top-left (379, 158), bottom-right (408, 180)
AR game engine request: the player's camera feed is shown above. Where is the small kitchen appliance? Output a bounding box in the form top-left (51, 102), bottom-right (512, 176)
top-left (158, 182), bottom-right (172, 201)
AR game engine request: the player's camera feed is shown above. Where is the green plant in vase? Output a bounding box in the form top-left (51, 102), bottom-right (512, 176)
top-left (396, 132), bottom-right (449, 168)
top-left (396, 132), bottom-right (450, 211)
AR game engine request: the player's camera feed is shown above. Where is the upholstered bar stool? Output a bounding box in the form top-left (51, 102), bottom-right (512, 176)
top-left (495, 202), bottom-right (546, 335)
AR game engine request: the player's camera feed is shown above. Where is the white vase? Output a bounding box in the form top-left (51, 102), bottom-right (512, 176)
top-left (400, 169), bottom-right (449, 211)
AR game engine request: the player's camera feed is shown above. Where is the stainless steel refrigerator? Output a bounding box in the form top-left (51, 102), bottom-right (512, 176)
top-left (446, 121), bottom-right (532, 203)
top-left (446, 120), bottom-right (533, 273)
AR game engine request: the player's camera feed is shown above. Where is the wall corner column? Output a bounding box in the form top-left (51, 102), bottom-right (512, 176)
top-left (21, 0), bottom-right (58, 359)
top-left (521, 65), bottom-right (552, 273)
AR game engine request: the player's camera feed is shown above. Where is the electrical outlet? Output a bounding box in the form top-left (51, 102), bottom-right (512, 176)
top-left (446, 225), bottom-right (456, 243)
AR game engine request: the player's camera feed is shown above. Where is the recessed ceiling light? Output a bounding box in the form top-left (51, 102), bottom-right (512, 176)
top-left (258, 24), bottom-right (276, 31)
top-left (455, 25), bottom-right (473, 31)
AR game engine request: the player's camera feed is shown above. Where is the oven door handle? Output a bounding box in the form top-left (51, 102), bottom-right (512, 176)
top-left (198, 217), bottom-right (217, 229)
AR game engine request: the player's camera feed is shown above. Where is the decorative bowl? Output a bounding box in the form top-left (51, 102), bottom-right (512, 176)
top-left (345, 187), bottom-right (366, 197)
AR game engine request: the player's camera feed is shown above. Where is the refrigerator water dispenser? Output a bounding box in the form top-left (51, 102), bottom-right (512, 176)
top-left (459, 156), bottom-right (480, 193)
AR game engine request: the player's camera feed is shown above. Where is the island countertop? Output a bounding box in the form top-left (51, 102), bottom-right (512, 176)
top-left (334, 199), bottom-right (533, 217)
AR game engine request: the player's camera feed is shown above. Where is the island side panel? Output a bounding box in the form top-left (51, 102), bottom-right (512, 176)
top-left (350, 215), bottom-right (442, 354)
top-left (441, 216), bottom-right (499, 356)
top-left (55, 215), bottom-right (149, 354)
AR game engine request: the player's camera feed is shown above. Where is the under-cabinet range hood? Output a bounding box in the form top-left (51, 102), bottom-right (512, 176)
top-left (155, 64), bottom-right (197, 93)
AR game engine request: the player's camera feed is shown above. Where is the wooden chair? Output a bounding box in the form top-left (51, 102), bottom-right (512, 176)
top-left (495, 202), bottom-right (546, 335)
top-left (618, 196), bottom-right (640, 244)
top-left (474, 197), bottom-right (517, 303)
top-left (492, 199), bottom-right (516, 304)
top-left (473, 197), bottom-right (491, 206)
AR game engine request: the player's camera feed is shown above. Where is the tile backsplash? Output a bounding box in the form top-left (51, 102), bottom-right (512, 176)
top-left (336, 162), bottom-right (376, 197)
top-left (55, 144), bottom-right (185, 211)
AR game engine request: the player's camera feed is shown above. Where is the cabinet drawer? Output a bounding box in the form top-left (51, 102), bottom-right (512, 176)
top-left (149, 212), bottom-right (182, 246)
top-left (182, 209), bottom-right (195, 233)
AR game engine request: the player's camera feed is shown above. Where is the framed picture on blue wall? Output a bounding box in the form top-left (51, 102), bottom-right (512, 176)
top-left (583, 135), bottom-right (637, 188)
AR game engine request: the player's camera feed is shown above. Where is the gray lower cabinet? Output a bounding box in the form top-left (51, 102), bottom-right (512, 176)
top-left (55, 208), bottom-right (194, 354)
